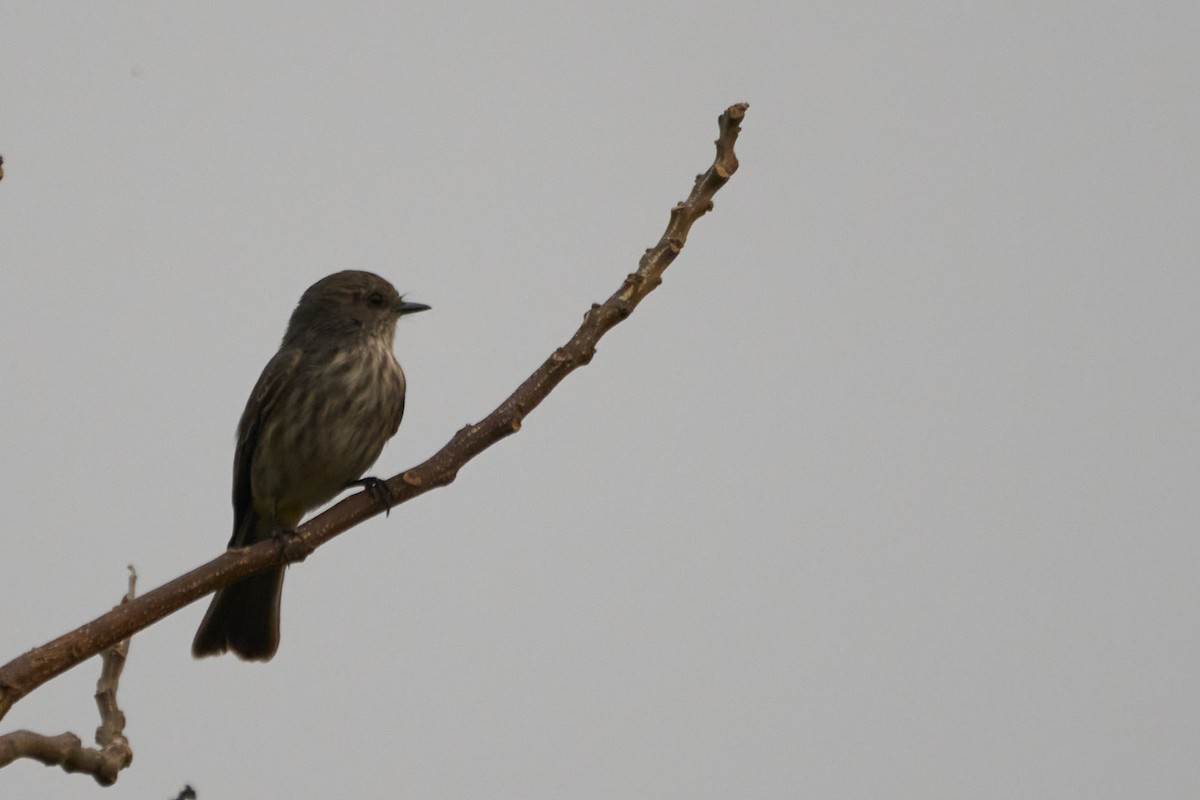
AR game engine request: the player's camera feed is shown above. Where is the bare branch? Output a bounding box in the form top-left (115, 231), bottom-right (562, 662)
top-left (0, 568), bottom-right (137, 784)
top-left (0, 103), bottom-right (748, 722)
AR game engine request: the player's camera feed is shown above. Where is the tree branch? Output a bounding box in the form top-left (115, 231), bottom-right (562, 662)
top-left (0, 102), bottom-right (748, 722)
top-left (0, 568), bottom-right (136, 784)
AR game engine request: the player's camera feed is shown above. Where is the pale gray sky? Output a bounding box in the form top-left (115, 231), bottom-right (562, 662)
top-left (2, 2), bottom-right (1199, 798)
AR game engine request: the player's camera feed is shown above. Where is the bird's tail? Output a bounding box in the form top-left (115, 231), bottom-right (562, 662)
top-left (191, 566), bottom-right (285, 661)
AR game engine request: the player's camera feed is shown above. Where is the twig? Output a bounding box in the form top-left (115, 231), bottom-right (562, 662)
top-left (0, 103), bottom-right (748, 722)
top-left (0, 567), bottom-right (137, 784)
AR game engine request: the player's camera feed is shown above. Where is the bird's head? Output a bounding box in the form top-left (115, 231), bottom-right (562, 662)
top-left (284, 270), bottom-right (430, 347)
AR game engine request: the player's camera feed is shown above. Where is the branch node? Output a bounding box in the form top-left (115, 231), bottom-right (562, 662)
top-left (402, 470), bottom-right (422, 487)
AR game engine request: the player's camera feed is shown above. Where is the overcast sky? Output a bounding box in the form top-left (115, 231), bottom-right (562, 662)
top-left (2, 2), bottom-right (1198, 798)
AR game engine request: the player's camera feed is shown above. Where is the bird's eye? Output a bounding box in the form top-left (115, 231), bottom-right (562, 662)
top-left (368, 292), bottom-right (385, 308)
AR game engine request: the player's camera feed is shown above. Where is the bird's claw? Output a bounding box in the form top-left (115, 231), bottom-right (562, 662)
top-left (349, 476), bottom-right (393, 516)
top-left (271, 527), bottom-right (312, 561)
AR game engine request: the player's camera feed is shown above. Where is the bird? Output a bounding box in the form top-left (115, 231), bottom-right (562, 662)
top-left (192, 270), bottom-right (430, 661)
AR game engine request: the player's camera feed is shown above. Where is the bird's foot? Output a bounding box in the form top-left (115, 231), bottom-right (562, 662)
top-left (271, 527), bottom-right (312, 561)
top-left (349, 476), bottom-right (394, 516)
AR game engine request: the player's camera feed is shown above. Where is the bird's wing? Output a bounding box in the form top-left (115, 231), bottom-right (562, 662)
top-left (390, 391), bottom-right (405, 438)
top-left (229, 347), bottom-right (303, 548)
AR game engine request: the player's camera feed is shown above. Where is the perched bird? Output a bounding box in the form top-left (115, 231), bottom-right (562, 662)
top-left (192, 270), bottom-right (430, 661)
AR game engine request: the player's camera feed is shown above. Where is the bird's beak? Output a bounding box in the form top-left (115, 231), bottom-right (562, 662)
top-left (396, 300), bottom-right (431, 316)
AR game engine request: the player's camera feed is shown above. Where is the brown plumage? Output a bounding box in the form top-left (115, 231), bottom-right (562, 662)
top-left (192, 271), bottom-right (429, 661)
